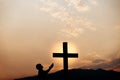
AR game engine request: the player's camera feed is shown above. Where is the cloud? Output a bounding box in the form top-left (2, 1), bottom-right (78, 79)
top-left (79, 51), bottom-right (119, 72)
top-left (65, 0), bottom-right (97, 12)
top-left (80, 50), bottom-right (120, 72)
top-left (39, 0), bottom-right (97, 37)
top-left (92, 59), bottom-right (106, 63)
top-left (83, 52), bottom-right (107, 61)
top-left (61, 27), bottom-right (84, 37)
top-left (99, 58), bottom-right (120, 71)
top-left (110, 58), bottom-right (120, 66)
top-left (65, 0), bottom-right (89, 11)
top-left (109, 50), bottom-right (120, 60)
top-left (82, 58), bottom-right (120, 72)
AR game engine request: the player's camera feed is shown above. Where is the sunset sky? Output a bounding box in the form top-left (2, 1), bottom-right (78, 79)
top-left (0, 0), bottom-right (120, 80)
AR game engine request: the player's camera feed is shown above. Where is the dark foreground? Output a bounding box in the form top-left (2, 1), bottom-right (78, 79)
top-left (15, 69), bottom-right (120, 80)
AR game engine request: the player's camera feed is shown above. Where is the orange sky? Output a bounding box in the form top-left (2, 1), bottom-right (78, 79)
top-left (0, 0), bottom-right (120, 80)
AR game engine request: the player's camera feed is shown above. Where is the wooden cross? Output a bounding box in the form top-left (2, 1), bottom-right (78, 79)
top-left (53, 42), bottom-right (78, 80)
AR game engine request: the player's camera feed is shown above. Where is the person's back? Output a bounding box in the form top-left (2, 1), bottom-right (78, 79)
top-left (36, 63), bottom-right (54, 80)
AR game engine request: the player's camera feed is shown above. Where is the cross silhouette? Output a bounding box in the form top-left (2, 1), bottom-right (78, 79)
top-left (53, 42), bottom-right (78, 80)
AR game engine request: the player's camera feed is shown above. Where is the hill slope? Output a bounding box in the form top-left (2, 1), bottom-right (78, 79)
top-left (15, 69), bottom-right (120, 80)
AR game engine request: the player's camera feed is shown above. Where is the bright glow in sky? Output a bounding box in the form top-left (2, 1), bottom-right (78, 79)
top-left (51, 41), bottom-right (78, 68)
top-left (0, 0), bottom-right (120, 80)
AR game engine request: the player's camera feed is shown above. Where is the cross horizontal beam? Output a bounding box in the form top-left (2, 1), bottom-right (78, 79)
top-left (53, 53), bottom-right (78, 58)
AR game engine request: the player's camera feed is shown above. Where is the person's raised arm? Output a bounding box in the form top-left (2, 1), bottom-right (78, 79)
top-left (46, 63), bottom-right (54, 72)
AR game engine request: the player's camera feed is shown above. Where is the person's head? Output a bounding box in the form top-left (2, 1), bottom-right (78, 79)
top-left (36, 64), bottom-right (43, 70)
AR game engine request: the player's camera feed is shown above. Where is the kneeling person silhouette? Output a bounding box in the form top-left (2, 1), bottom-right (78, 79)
top-left (36, 63), bottom-right (54, 80)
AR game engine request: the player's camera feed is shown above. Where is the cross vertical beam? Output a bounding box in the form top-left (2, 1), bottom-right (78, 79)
top-left (63, 42), bottom-right (68, 80)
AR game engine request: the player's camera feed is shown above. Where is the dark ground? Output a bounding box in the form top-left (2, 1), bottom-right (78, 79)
top-left (15, 68), bottom-right (120, 80)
